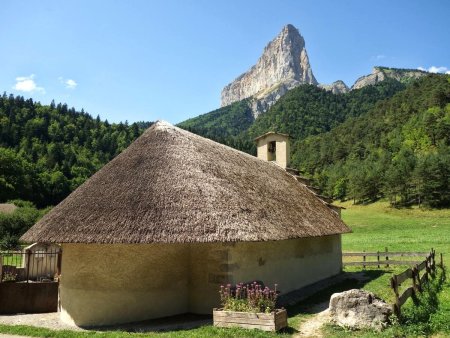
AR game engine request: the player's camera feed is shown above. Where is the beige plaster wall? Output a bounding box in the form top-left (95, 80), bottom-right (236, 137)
top-left (188, 243), bottom-right (231, 313)
top-left (60, 235), bottom-right (342, 326)
top-left (228, 235), bottom-right (342, 293)
top-left (256, 134), bottom-right (290, 169)
top-left (60, 243), bottom-right (190, 326)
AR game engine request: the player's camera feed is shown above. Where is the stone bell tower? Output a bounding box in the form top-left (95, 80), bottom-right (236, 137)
top-left (255, 132), bottom-right (290, 169)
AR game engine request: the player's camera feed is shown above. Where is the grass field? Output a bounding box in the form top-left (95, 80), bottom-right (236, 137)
top-left (340, 201), bottom-right (450, 259)
top-left (0, 201), bottom-right (448, 337)
top-left (332, 201), bottom-right (450, 337)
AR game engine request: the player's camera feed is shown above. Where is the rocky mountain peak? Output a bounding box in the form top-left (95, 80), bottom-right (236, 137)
top-left (319, 80), bottom-right (350, 94)
top-left (221, 24), bottom-right (317, 118)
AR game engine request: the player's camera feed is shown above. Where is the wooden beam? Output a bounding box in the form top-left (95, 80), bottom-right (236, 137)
top-left (398, 287), bottom-right (414, 307)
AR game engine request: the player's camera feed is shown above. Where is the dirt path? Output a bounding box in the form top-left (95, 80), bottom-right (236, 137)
top-left (294, 301), bottom-right (330, 338)
top-left (293, 272), bottom-right (372, 337)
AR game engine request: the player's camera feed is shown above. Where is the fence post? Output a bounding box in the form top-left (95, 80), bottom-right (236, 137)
top-left (412, 267), bottom-right (418, 292)
top-left (377, 251), bottom-right (380, 268)
top-left (385, 247), bottom-right (389, 268)
top-left (363, 250), bottom-right (366, 269)
top-left (0, 253), bottom-right (2, 283)
top-left (416, 265), bottom-right (423, 292)
top-left (425, 259), bottom-right (430, 283)
top-left (390, 275), bottom-right (400, 317)
top-left (431, 249), bottom-right (436, 271)
top-left (25, 249), bottom-right (31, 283)
top-left (56, 250), bottom-right (62, 281)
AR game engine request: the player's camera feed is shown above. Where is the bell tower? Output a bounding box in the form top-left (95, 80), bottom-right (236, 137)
top-left (255, 132), bottom-right (290, 169)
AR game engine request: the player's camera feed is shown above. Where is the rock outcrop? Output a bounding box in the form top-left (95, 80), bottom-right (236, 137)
top-left (221, 24), bottom-right (317, 118)
top-left (319, 80), bottom-right (350, 94)
top-left (351, 67), bottom-right (427, 90)
top-left (329, 289), bottom-right (392, 330)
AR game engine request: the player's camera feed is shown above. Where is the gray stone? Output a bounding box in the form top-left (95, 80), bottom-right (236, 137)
top-left (221, 24), bottom-right (317, 118)
top-left (329, 289), bottom-right (392, 330)
top-left (319, 80), bottom-right (350, 94)
top-left (351, 67), bottom-right (426, 90)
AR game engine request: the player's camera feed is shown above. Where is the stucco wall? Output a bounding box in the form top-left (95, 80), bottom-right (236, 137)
top-left (60, 243), bottom-right (190, 326)
top-left (188, 243), bottom-right (231, 313)
top-left (228, 235), bottom-right (342, 293)
top-left (60, 235), bottom-right (342, 326)
top-left (256, 134), bottom-right (290, 169)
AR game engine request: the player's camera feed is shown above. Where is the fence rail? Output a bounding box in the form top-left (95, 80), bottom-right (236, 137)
top-left (0, 247), bottom-right (61, 283)
top-left (390, 249), bottom-right (441, 316)
top-left (342, 247), bottom-right (430, 268)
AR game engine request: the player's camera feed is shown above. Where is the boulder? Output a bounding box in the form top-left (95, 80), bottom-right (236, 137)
top-left (329, 289), bottom-right (392, 330)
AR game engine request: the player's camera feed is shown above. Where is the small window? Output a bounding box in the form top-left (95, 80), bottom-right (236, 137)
top-left (268, 141), bottom-right (276, 161)
top-left (268, 141), bottom-right (276, 153)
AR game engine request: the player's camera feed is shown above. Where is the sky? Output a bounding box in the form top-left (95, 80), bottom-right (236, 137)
top-left (1, 0), bottom-right (449, 124)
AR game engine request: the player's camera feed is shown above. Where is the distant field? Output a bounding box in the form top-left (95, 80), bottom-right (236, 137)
top-left (339, 201), bottom-right (450, 263)
top-left (334, 201), bottom-right (450, 337)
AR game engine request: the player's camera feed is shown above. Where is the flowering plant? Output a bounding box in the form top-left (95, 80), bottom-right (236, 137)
top-left (219, 281), bottom-right (278, 313)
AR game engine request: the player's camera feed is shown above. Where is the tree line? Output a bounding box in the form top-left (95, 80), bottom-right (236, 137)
top-left (0, 93), bottom-right (150, 207)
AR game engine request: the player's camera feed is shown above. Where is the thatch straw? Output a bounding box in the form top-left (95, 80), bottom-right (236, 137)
top-left (21, 121), bottom-right (350, 244)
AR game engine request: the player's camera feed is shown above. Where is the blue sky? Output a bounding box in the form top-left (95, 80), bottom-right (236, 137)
top-left (1, 0), bottom-right (449, 124)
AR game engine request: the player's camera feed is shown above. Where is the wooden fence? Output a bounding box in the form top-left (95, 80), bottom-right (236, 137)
top-left (342, 247), bottom-right (431, 268)
top-left (390, 249), bottom-right (441, 316)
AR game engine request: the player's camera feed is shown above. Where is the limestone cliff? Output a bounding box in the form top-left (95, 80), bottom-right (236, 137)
top-left (221, 24), bottom-right (317, 118)
top-left (319, 80), bottom-right (350, 94)
top-left (351, 67), bottom-right (427, 90)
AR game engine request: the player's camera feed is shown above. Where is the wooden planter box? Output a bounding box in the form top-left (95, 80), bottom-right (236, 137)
top-left (213, 308), bottom-right (288, 332)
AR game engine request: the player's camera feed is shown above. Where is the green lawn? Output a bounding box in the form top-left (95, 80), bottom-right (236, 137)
top-left (340, 201), bottom-right (450, 259)
top-left (0, 201), bottom-right (448, 337)
top-left (333, 201), bottom-right (450, 337)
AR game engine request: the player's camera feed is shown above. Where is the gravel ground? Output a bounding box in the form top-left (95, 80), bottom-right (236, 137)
top-left (0, 312), bottom-right (212, 333)
top-left (0, 312), bottom-right (84, 331)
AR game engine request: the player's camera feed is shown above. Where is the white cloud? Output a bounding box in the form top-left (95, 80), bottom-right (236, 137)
top-left (59, 77), bottom-right (77, 89)
top-left (376, 54), bottom-right (386, 60)
top-left (13, 74), bottom-right (45, 94)
top-left (418, 66), bottom-right (449, 74)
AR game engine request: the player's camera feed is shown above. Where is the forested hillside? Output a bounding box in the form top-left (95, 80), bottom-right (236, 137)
top-left (178, 79), bottom-right (405, 156)
top-left (0, 93), bottom-right (150, 207)
top-left (178, 99), bottom-right (256, 154)
top-left (247, 79), bottom-right (405, 139)
top-left (295, 74), bottom-right (450, 207)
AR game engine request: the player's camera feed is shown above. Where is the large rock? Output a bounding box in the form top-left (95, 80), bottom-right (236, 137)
top-left (329, 289), bottom-right (392, 330)
top-left (221, 24), bottom-right (317, 118)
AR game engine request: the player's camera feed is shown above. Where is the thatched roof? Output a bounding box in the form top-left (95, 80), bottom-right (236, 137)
top-left (22, 121), bottom-right (350, 244)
